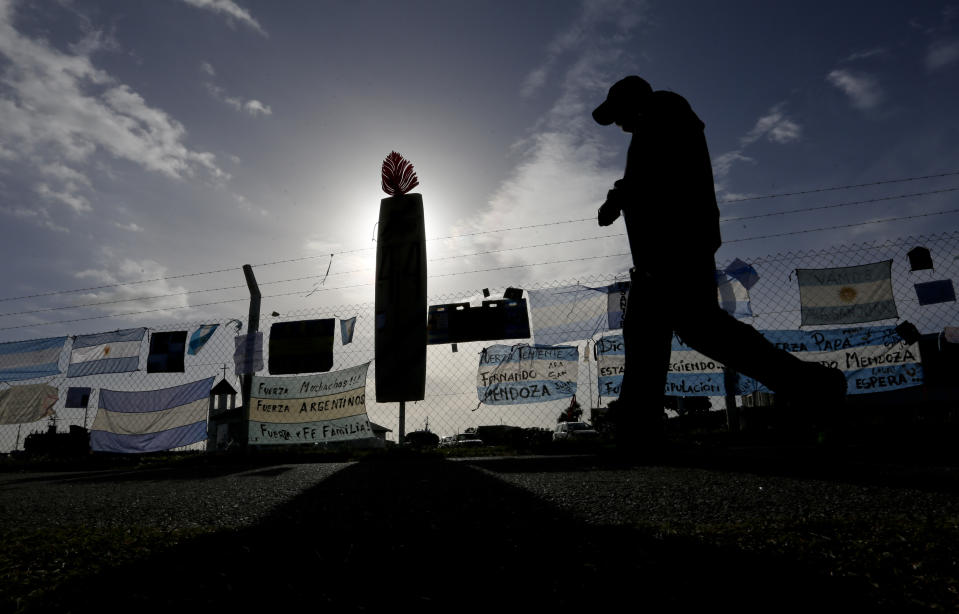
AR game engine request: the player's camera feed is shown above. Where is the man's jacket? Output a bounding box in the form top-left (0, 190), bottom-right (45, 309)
top-left (613, 90), bottom-right (722, 267)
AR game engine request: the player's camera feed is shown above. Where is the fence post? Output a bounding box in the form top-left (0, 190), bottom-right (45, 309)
top-left (585, 340), bottom-right (594, 412)
top-left (242, 264), bottom-right (261, 450)
top-left (398, 400), bottom-right (406, 445)
top-left (724, 368), bottom-right (740, 432)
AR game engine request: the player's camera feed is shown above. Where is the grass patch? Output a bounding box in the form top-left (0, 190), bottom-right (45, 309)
top-left (0, 525), bottom-right (218, 613)
top-left (0, 451), bottom-right (214, 473)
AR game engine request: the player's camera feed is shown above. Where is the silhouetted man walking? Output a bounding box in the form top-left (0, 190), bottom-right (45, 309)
top-left (593, 76), bottom-right (846, 445)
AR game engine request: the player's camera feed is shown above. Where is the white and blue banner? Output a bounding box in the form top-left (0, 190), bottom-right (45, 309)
top-left (724, 258), bottom-right (760, 290)
top-left (598, 326), bottom-right (922, 399)
top-left (716, 271), bottom-right (753, 318)
top-left (527, 285), bottom-right (607, 347)
top-left (249, 363), bottom-right (371, 445)
top-left (605, 281), bottom-right (630, 330)
top-left (187, 324), bottom-right (219, 355)
top-left (737, 326), bottom-right (922, 395)
top-left (91, 377), bottom-right (214, 453)
top-left (340, 317), bottom-right (357, 345)
top-left (796, 261), bottom-right (897, 325)
top-left (68, 328), bottom-right (145, 377)
top-left (667, 336), bottom-right (727, 396)
top-left (477, 344), bottom-right (578, 405)
top-left (595, 335), bottom-right (625, 398)
top-left (0, 336), bottom-right (66, 381)
top-left (233, 332), bottom-right (263, 375)
top-left (596, 334), bottom-right (727, 398)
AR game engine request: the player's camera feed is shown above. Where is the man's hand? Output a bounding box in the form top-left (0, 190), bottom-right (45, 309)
top-left (598, 189), bottom-right (621, 226)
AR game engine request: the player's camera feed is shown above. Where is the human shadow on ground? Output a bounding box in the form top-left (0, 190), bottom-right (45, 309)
top-left (32, 458), bottom-right (873, 613)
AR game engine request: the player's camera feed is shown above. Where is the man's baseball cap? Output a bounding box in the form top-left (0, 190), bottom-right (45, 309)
top-left (592, 75), bottom-right (653, 125)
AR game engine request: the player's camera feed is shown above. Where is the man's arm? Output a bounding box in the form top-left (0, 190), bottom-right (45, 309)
top-left (598, 179), bottom-right (628, 226)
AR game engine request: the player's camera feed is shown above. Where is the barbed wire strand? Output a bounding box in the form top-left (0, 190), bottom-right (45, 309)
top-left (0, 218), bottom-right (598, 304)
top-left (3, 168), bottom-right (957, 305)
top-left (719, 169), bottom-right (959, 204)
top-left (0, 234), bottom-right (629, 317)
top-left (724, 208), bottom-right (959, 243)
top-left (720, 187), bottom-right (959, 223)
top-left (0, 253), bottom-right (633, 332)
top-left (6, 205), bottom-right (959, 329)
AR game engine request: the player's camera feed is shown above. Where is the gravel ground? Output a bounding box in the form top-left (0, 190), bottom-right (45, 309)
top-left (466, 451), bottom-right (959, 611)
top-left (1, 451), bottom-right (957, 612)
top-left (0, 462), bottom-right (351, 531)
top-left (467, 456), bottom-right (959, 529)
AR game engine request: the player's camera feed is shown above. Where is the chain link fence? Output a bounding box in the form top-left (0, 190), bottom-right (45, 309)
top-left (1, 231), bottom-right (957, 454)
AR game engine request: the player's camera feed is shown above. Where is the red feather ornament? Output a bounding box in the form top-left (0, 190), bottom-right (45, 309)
top-left (381, 151), bottom-right (420, 196)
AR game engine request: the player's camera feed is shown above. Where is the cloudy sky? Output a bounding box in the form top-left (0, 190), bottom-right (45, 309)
top-left (1, 0), bottom-right (958, 341)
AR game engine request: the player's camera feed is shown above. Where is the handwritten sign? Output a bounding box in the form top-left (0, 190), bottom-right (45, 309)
top-left (477, 344), bottom-right (578, 405)
top-left (249, 362), bottom-right (372, 444)
top-left (596, 334), bottom-right (726, 399)
top-left (666, 336), bottom-right (727, 396)
top-left (737, 326), bottom-right (922, 395)
top-left (597, 325), bottom-right (921, 399)
top-left (596, 335), bottom-right (625, 397)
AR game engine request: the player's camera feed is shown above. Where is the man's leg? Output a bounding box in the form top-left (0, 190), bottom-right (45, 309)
top-left (612, 268), bottom-right (672, 446)
top-left (670, 254), bottom-right (847, 406)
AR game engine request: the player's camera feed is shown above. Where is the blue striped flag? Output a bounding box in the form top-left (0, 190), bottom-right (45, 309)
top-left (68, 328), bottom-right (145, 377)
top-left (796, 261), bottom-right (897, 325)
top-left (188, 324), bottom-right (219, 355)
top-left (91, 377), bottom-right (214, 453)
top-left (0, 336), bottom-right (66, 381)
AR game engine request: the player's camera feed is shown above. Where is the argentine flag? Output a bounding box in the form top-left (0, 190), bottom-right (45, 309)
top-left (796, 261), bottom-right (897, 326)
top-left (91, 377), bottom-right (214, 453)
top-left (67, 328), bottom-right (145, 377)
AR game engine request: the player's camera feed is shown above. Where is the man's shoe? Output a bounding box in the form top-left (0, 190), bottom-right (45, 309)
top-left (815, 366), bottom-right (849, 448)
top-left (777, 363), bottom-right (848, 443)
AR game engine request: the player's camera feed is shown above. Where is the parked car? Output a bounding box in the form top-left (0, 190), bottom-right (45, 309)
top-left (404, 430), bottom-right (439, 448)
top-left (553, 421), bottom-right (599, 442)
top-left (438, 433), bottom-right (484, 448)
top-left (453, 433), bottom-right (484, 447)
